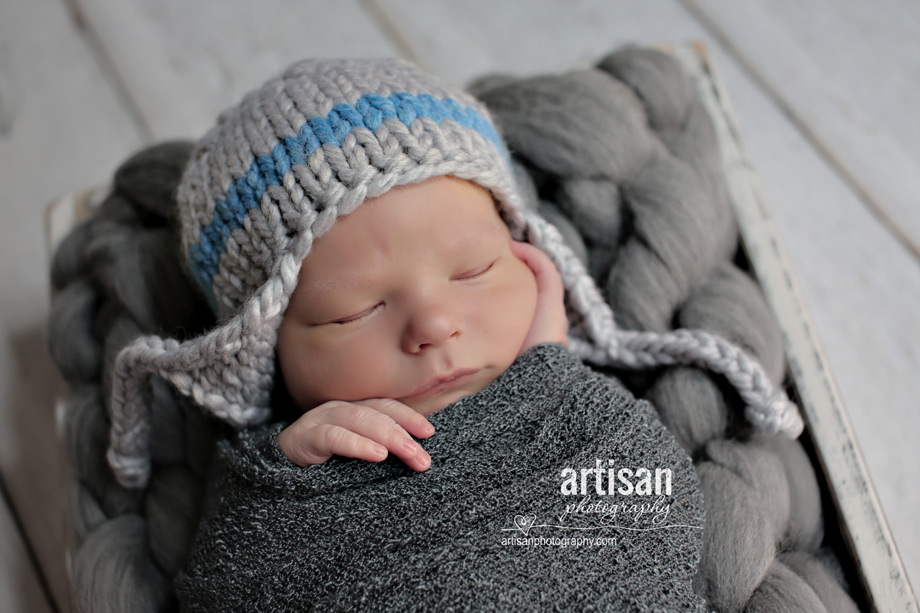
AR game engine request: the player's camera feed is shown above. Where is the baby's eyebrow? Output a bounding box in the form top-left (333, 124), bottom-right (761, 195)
top-left (301, 222), bottom-right (506, 297)
top-left (445, 221), bottom-right (506, 254)
top-left (302, 272), bottom-right (375, 297)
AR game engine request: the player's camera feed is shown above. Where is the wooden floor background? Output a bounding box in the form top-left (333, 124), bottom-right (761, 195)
top-left (2, 0), bottom-right (918, 610)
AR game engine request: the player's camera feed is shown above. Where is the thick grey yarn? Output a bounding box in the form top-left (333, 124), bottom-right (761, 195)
top-left (46, 48), bottom-right (854, 611)
top-left (104, 57), bottom-right (802, 492)
top-left (49, 142), bottom-right (220, 613)
top-left (74, 515), bottom-right (173, 613)
top-left (472, 47), bottom-right (857, 611)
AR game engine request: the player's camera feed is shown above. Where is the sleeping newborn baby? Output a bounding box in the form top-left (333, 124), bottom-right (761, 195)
top-left (274, 174), bottom-right (569, 473)
top-left (103, 57), bottom-right (800, 612)
top-left (178, 173), bottom-right (707, 612)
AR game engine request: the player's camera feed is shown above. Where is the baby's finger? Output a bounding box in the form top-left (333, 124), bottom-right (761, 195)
top-left (327, 403), bottom-right (432, 472)
top-left (314, 424), bottom-right (390, 463)
top-left (359, 397), bottom-right (436, 439)
top-left (278, 422), bottom-right (387, 466)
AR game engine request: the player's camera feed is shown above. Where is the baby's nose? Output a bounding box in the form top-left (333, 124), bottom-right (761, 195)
top-left (400, 300), bottom-right (462, 353)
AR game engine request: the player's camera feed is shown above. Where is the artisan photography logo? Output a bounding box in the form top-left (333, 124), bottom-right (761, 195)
top-left (500, 459), bottom-right (701, 548)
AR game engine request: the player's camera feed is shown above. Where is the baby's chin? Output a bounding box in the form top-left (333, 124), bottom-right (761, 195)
top-left (405, 392), bottom-right (468, 417)
top-left (400, 376), bottom-right (497, 417)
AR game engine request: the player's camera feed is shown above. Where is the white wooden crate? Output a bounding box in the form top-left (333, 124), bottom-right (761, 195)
top-left (672, 42), bottom-right (918, 612)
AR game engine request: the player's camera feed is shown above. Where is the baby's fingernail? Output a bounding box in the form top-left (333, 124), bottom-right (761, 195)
top-left (420, 421), bottom-right (435, 435)
top-left (373, 443), bottom-right (388, 456)
top-left (403, 438), bottom-right (419, 454)
top-left (418, 451), bottom-right (431, 469)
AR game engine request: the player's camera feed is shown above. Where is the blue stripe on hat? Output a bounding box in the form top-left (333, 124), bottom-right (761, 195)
top-left (189, 92), bottom-right (508, 302)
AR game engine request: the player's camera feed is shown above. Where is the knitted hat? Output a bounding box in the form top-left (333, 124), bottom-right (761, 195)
top-left (107, 58), bottom-right (803, 488)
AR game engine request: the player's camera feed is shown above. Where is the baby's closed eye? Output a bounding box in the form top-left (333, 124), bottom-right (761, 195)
top-left (452, 260), bottom-right (495, 281)
top-left (328, 302), bottom-right (384, 325)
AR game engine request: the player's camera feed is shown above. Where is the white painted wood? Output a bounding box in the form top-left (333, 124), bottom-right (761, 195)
top-left (72, 0), bottom-right (400, 140)
top-left (375, 0), bottom-right (920, 597)
top-left (683, 0), bottom-right (920, 264)
top-left (747, 0), bottom-right (920, 157)
top-left (45, 186), bottom-right (108, 259)
top-left (372, 0), bottom-right (723, 85)
top-left (0, 2), bottom-right (144, 334)
top-left (0, 0), bottom-right (145, 610)
top-left (0, 491), bottom-right (52, 613)
top-left (674, 43), bottom-right (918, 611)
top-left (0, 334), bottom-right (74, 613)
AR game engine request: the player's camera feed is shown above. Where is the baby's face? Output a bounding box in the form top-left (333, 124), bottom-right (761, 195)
top-left (277, 176), bottom-right (538, 417)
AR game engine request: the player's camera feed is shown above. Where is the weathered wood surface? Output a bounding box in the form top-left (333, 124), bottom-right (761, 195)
top-left (72, 0), bottom-right (400, 139)
top-left (2, 0), bottom-right (918, 610)
top-left (0, 0), bottom-right (144, 610)
top-left (0, 485), bottom-right (53, 613)
top-left (686, 0), bottom-right (920, 260)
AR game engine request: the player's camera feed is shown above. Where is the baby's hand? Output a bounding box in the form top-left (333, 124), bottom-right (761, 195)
top-left (510, 240), bottom-right (569, 354)
top-left (277, 398), bottom-right (434, 471)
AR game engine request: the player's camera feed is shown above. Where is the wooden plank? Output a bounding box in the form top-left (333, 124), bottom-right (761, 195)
top-left (0, 0), bottom-right (146, 611)
top-left (371, 0), bottom-right (724, 84)
top-left (375, 0), bottom-right (920, 596)
top-left (72, 0), bottom-right (400, 140)
top-left (673, 43), bottom-right (918, 612)
top-left (0, 487), bottom-right (53, 613)
top-left (682, 0), bottom-right (920, 264)
top-left (0, 1), bottom-right (144, 333)
top-left (0, 332), bottom-right (73, 613)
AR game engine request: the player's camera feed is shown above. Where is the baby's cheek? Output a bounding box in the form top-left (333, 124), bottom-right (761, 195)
top-left (280, 334), bottom-right (389, 409)
top-left (514, 258), bottom-right (539, 321)
top-left (495, 262), bottom-right (539, 350)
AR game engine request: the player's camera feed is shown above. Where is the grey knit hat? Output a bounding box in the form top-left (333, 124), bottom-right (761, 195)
top-left (107, 58), bottom-right (803, 488)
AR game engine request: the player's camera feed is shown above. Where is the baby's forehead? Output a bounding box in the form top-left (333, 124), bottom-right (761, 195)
top-left (293, 178), bottom-right (512, 294)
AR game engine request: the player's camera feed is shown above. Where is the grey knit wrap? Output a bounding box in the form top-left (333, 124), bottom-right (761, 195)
top-left (107, 57), bottom-right (803, 489)
top-left (175, 343), bottom-right (707, 611)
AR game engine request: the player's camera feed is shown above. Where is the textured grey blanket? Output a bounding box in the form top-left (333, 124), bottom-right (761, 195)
top-left (175, 343), bottom-right (705, 611)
